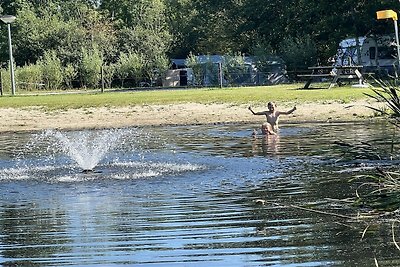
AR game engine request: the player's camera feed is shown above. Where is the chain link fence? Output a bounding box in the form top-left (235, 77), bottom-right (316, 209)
top-left (0, 63), bottom-right (291, 94)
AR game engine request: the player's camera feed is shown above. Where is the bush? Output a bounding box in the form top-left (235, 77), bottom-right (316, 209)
top-left (64, 64), bottom-right (77, 89)
top-left (223, 53), bottom-right (248, 85)
top-left (186, 53), bottom-right (220, 86)
top-left (115, 52), bottom-right (143, 87)
top-left (16, 63), bottom-right (43, 91)
top-left (80, 47), bottom-right (103, 88)
top-left (38, 50), bottom-right (63, 90)
top-left (102, 64), bottom-right (116, 89)
top-left (186, 52), bottom-right (203, 86)
top-left (0, 69), bottom-right (11, 94)
top-left (143, 54), bottom-right (169, 86)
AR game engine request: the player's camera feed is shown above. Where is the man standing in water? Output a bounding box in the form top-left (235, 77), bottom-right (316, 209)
top-left (249, 102), bottom-right (296, 135)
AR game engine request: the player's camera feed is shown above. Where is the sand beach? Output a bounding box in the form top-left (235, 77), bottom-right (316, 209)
top-left (0, 99), bottom-right (383, 133)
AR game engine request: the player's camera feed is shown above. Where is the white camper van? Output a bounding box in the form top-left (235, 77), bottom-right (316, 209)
top-left (335, 35), bottom-right (398, 74)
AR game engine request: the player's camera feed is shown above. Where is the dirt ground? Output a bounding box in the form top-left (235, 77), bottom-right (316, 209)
top-left (0, 99), bottom-right (385, 133)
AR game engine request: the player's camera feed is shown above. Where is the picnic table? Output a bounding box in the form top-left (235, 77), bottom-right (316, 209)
top-left (298, 65), bottom-right (367, 89)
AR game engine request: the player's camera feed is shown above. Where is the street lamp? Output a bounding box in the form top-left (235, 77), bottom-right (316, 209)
top-left (377, 10), bottom-right (400, 70)
top-left (0, 15), bottom-right (16, 95)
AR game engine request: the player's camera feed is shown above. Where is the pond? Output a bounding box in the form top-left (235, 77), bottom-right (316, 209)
top-left (0, 122), bottom-right (399, 266)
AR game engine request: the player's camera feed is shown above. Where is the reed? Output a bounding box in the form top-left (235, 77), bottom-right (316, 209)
top-left (353, 169), bottom-right (400, 212)
top-left (365, 79), bottom-right (400, 128)
top-left (352, 78), bottom-right (400, 212)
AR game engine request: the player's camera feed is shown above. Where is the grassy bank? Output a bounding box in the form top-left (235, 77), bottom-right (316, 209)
top-left (0, 83), bottom-right (373, 109)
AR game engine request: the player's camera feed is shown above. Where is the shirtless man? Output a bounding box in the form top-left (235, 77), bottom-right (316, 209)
top-left (249, 102), bottom-right (296, 135)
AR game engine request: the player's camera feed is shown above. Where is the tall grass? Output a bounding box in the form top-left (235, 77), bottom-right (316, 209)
top-left (365, 79), bottom-right (400, 128)
top-left (350, 79), bottom-right (400, 213)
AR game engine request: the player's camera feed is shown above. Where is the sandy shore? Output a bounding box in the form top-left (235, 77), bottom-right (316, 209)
top-left (0, 100), bottom-right (383, 133)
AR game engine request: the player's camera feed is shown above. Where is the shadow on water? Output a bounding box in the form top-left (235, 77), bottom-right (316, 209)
top-left (0, 122), bottom-right (400, 266)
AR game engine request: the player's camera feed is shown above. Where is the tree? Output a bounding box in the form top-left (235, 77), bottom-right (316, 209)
top-left (102, 64), bottom-right (116, 89)
top-left (115, 51), bottom-right (143, 87)
top-left (38, 50), bottom-right (63, 89)
top-left (101, 0), bottom-right (172, 81)
top-left (63, 63), bottom-right (77, 89)
top-left (57, 1), bottom-right (117, 64)
top-left (15, 63), bottom-right (42, 91)
top-left (279, 35), bottom-right (317, 71)
top-left (164, 0), bottom-right (193, 58)
top-left (80, 46), bottom-right (103, 88)
top-left (1, 0), bottom-right (116, 67)
top-left (168, 0), bottom-right (247, 55)
top-left (3, 0), bottom-right (400, 89)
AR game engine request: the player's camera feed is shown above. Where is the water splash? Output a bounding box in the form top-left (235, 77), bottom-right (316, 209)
top-left (4, 127), bottom-right (206, 182)
top-left (36, 128), bottom-right (142, 171)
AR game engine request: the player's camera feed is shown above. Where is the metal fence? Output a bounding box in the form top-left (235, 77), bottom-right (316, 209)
top-left (0, 68), bottom-right (292, 94)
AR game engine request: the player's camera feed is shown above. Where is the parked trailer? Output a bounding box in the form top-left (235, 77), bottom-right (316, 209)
top-left (334, 35), bottom-right (398, 75)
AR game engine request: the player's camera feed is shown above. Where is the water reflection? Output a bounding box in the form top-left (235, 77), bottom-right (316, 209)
top-left (251, 134), bottom-right (281, 156)
top-left (0, 122), bottom-right (399, 266)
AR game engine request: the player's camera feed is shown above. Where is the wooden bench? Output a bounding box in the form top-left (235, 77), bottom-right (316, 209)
top-left (298, 65), bottom-right (366, 89)
top-left (297, 74), bottom-right (335, 78)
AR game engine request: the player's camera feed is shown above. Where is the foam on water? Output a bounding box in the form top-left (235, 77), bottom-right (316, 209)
top-left (4, 128), bottom-right (206, 182)
top-left (38, 128), bottom-right (138, 171)
top-left (3, 161), bottom-right (206, 182)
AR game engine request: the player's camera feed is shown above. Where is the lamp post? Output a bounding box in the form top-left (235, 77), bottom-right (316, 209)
top-left (377, 10), bottom-right (400, 70)
top-left (0, 15), bottom-right (16, 95)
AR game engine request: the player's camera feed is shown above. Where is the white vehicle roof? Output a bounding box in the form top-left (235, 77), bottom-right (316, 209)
top-left (339, 37), bottom-right (366, 48)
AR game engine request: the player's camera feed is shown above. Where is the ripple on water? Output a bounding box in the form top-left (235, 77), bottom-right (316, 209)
top-left (0, 122), bottom-right (399, 266)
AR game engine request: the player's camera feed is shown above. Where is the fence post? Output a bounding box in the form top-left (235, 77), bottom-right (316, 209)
top-left (101, 65), bottom-right (105, 93)
top-left (218, 62), bottom-right (223, 88)
top-left (0, 71), bottom-right (2, 96)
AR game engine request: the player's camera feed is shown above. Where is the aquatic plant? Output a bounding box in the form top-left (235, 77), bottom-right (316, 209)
top-left (365, 79), bottom-right (400, 128)
top-left (353, 168), bottom-right (400, 212)
top-left (350, 78), bottom-right (400, 213)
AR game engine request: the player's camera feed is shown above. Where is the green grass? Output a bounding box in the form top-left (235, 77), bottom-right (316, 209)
top-left (0, 83), bottom-right (374, 110)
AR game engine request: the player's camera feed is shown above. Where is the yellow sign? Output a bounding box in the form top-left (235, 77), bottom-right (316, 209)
top-left (377, 10), bottom-right (398, 20)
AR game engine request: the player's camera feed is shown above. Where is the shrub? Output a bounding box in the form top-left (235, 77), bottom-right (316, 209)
top-left (186, 52), bottom-right (203, 86)
top-left (143, 54), bottom-right (169, 86)
top-left (0, 69), bottom-right (11, 94)
top-left (16, 63), bottom-right (43, 91)
top-left (115, 52), bottom-right (143, 87)
top-left (186, 53), bottom-right (220, 86)
top-left (38, 50), bottom-right (63, 90)
top-left (102, 64), bottom-right (116, 89)
top-left (223, 53), bottom-right (248, 85)
top-left (80, 47), bottom-right (103, 88)
top-left (64, 64), bottom-right (77, 89)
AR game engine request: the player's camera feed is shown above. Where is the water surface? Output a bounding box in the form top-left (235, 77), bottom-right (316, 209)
top-left (0, 122), bottom-right (399, 266)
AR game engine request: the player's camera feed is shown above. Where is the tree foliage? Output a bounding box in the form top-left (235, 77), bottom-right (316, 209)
top-left (80, 46), bottom-right (103, 88)
top-left (1, 0), bottom-right (400, 89)
top-left (38, 50), bottom-right (63, 89)
top-left (115, 51), bottom-right (143, 87)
